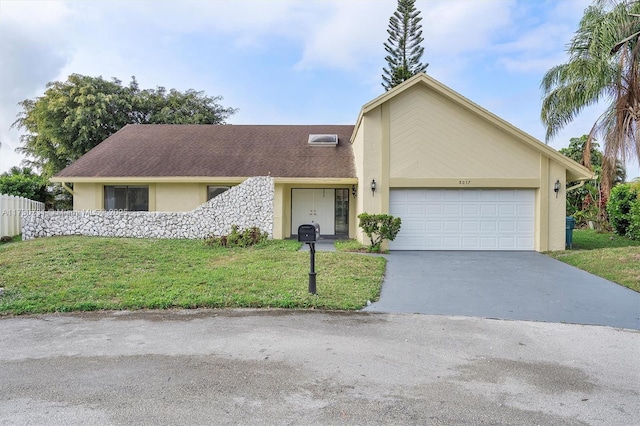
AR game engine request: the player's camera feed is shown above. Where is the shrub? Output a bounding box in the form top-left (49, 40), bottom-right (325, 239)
top-left (606, 183), bottom-right (640, 238)
top-left (204, 225), bottom-right (268, 248)
top-left (357, 213), bottom-right (402, 252)
top-left (628, 198), bottom-right (640, 240)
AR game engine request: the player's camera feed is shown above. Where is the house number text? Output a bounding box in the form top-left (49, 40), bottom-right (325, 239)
top-left (459, 180), bottom-right (471, 185)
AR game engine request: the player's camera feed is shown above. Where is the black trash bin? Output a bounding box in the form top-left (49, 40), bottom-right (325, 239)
top-left (566, 216), bottom-right (576, 249)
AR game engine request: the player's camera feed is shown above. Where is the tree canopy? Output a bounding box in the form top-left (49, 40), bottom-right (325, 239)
top-left (0, 167), bottom-right (48, 203)
top-left (382, 0), bottom-right (428, 91)
top-left (540, 0), bottom-right (640, 196)
top-left (13, 74), bottom-right (237, 177)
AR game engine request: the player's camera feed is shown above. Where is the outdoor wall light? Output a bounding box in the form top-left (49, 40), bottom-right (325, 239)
top-left (371, 179), bottom-right (377, 195)
top-left (554, 179), bottom-right (561, 198)
top-left (351, 184), bottom-right (357, 198)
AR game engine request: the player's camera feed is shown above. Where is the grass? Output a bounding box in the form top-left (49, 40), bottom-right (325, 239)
top-left (334, 239), bottom-right (370, 252)
top-left (0, 236), bottom-right (386, 315)
top-left (548, 229), bottom-right (640, 292)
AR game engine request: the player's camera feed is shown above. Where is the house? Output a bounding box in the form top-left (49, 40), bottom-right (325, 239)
top-left (50, 73), bottom-right (593, 251)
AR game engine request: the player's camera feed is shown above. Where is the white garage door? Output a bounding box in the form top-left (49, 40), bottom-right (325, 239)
top-left (389, 189), bottom-right (535, 250)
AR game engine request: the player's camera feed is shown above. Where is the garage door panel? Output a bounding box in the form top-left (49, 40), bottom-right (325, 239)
top-left (462, 205), bottom-right (478, 215)
top-left (389, 189), bottom-right (535, 251)
top-left (426, 205), bottom-right (442, 215)
top-left (462, 221), bottom-right (479, 231)
top-left (461, 237), bottom-right (480, 249)
top-left (499, 221), bottom-right (516, 232)
top-left (443, 221), bottom-right (460, 231)
top-left (407, 204), bottom-right (425, 215)
top-left (443, 205), bottom-right (460, 215)
top-left (404, 220), bottom-right (426, 231)
top-left (480, 237), bottom-right (498, 249)
top-left (425, 221), bottom-right (442, 231)
top-left (480, 205), bottom-right (497, 216)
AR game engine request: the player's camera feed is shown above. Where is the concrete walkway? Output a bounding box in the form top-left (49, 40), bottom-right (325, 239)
top-left (364, 251), bottom-right (640, 330)
top-left (297, 239), bottom-right (336, 252)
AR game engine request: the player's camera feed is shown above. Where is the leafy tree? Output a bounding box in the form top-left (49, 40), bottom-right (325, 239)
top-left (358, 213), bottom-right (402, 252)
top-left (13, 74), bottom-right (237, 177)
top-left (0, 167), bottom-right (48, 203)
top-left (560, 135), bottom-right (626, 225)
top-left (540, 0), bottom-right (640, 198)
top-left (382, 0), bottom-right (428, 91)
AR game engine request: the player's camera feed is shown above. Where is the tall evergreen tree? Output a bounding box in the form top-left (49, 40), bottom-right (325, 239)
top-left (382, 0), bottom-right (428, 91)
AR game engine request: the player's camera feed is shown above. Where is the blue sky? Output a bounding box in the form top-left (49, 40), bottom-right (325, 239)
top-left (1, 0), bottom-right (638, 179)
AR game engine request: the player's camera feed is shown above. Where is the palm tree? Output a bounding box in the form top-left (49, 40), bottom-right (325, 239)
top-left (541, 0), bottom-right (640, 197)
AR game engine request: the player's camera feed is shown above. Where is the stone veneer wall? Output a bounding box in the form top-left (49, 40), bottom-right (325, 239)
top-left (22, 176), bottom-right (274, 240)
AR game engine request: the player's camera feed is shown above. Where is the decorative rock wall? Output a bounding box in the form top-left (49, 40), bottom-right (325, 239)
top-left (22, 176), bottom-right (274, 240)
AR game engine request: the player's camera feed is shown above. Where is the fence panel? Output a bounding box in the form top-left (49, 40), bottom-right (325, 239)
top-left (0, 194), bottom-right (45, 238)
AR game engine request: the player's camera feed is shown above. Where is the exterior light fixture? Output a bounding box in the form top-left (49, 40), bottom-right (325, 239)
top-left (371, 179), bottom-right (377, 195)
top-left (554, 179), bottom-right (561, 198)
top-left (351, 185), bottom-right (357, 198)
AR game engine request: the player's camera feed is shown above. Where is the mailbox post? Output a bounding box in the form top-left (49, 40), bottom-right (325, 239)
top-left (297, 224), bottom-right (319, 294)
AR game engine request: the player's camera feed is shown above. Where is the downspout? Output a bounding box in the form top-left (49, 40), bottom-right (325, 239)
top-left (566, 180), bottom-right (587, 192)
top-left (61, 182), bottom-right (75, 196)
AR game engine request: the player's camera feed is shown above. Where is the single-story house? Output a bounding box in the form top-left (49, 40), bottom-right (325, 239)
top-left (51, 73), bottom-right (593, 251)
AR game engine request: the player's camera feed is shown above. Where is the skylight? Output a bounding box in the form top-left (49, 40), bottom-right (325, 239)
top-left (308, 134), bottom-right (338, 146)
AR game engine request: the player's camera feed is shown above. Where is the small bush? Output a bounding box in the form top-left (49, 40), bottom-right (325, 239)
top-left (204, 225), bottom-right (268, 248)
top-left (628, 199), bottom-right (640, 240)
top-left (357, 213), bottom-right (402, 252)
top-left (606, 183), bottom-right (640, 238)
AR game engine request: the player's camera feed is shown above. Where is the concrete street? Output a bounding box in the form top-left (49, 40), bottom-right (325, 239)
top-left (1, 310), bottom-right (638, 425)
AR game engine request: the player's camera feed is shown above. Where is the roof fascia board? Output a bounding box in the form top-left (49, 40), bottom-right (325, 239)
top-left (273, 177), bottom-right (358, 184)
top-left (50, 176), bottom-right (359, 185)
top-left (50, 176), bottom-right (250, 184)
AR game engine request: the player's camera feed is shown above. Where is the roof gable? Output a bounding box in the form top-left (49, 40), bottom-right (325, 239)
top-left (53, 124), bottom-right (356, 180)
top-left (352, 73), bottom-right (594, 182)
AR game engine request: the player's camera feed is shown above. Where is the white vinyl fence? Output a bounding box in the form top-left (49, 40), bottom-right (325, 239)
top-left (0, 194), bottom-right (45, 238)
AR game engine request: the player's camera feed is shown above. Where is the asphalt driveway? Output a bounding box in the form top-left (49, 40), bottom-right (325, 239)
top-left (364, 251), bottom-right (640, 330)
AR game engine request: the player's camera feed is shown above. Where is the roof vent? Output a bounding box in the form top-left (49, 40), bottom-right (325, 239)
top-left (308, 134), bottom-right (338, 146)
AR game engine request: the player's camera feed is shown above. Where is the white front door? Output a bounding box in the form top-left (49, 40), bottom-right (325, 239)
top-left (291, 189), bottom-right (335, 236)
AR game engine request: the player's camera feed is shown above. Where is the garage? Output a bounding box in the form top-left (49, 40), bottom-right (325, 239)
top-left (389, 189), bottom-right (535, 250)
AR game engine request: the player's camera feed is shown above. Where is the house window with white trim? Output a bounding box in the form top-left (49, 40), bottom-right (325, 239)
top-left (104, 186), bottom-right (149, 211)
top-left (207, 186), bottom-right (229, 201)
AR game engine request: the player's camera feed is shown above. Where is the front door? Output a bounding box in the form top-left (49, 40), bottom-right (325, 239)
top-left (291, 189), bottom-right (335, 236)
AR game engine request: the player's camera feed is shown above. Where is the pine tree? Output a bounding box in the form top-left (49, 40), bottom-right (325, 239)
top-left (382, 0), bottom-right (428, 91)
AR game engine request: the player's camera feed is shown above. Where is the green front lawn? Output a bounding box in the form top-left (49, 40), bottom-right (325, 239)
top-left (548, 229), bottom-right (640, 292)
top-left (0, 236), bottom-right (386, 315)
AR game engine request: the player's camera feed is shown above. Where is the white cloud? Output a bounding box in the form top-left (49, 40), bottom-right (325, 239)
top-left (294, 1), bottom-right (392, 71)
top-left (421, 0), bottom-right (514, 55)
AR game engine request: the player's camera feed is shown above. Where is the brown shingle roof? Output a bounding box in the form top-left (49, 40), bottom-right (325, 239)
top-left (54, 124), bottom-right (356, 179)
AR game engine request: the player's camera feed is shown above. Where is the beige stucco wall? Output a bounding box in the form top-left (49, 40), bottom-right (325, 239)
top-left (388, 85), bottom-right (540, 180)
top-left (155, 183), bottom-right (205, 212)
top-left (351, 106), bottom-right (389, 245)
top-left (71, 182), bottom-right (225, 212)
top-left (548, 160), bottom-right (568, 251)
top-left (72, 183), bottom-right (102, 210)
top-left (353, 80), bottom-right (575, 252)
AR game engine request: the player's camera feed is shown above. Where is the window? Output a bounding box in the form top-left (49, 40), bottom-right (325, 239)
top-left (207, 186), bottom-right (230, 201)
top-left (104, 186), bottom-right (149, 211)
